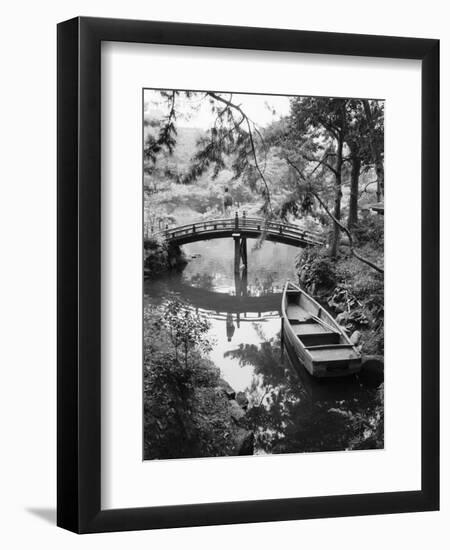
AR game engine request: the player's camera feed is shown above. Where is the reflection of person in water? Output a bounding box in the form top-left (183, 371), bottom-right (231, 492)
top-left (226, 313), bottom-right (235, 342)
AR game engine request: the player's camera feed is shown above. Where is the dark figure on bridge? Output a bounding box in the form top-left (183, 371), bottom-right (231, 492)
top-left (223, 187), bottom-right (233, 216)
top-left (226, 313), bottom-right (235, 342)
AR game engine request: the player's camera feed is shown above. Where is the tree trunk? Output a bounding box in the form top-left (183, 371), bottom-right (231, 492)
top-left (374, 158), bottom-right (384, 202)
top-left (348, 156), bottom-right (361, 228)
top-left (330, 132), bottom-right (344, 257)
top-left (362, 99), bottom-right (384, 202)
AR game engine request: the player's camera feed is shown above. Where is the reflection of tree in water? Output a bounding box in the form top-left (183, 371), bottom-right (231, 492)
top-left (187, 272), bottom-right (215, 290)
top-left (225, 331), bottom-right (383, 454)
top-left (249, 272), bottom-right (276, 296)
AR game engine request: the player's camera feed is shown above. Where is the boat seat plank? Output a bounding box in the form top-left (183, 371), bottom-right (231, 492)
top-left (282, 281), bottom-right (362, 377)
top-left (308, 347), bottom-right (360, 362)
top-left (291, 323), bottom-right (333, 335)
top-left (306, 343), bottom-right (353, 349)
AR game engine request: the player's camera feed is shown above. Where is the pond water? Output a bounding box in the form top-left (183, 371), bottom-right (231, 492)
top-left (144, 238), bottom-right (383, 455)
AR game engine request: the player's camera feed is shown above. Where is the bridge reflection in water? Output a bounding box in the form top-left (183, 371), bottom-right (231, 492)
top-left (163, 272), bottom-right (282, 343)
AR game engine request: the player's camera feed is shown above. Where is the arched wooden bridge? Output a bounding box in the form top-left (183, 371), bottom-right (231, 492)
top-left (150, 214), bottom-right (324, 248)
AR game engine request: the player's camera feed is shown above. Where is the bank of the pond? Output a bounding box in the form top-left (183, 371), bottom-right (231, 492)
top-left (297, 219), bottom-right (384, 357)
top-left (143, 305), bottom-right (252, 460)
top-left (144, 236), bottom-right (188, 279)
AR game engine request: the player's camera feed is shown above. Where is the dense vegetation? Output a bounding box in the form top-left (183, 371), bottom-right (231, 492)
top-left (144, 236), bottom-right (187, 279)
top-left (144, 300), bottom-right (252, 459)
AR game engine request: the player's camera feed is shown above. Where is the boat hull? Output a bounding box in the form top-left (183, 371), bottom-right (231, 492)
top-left (281, 283), bottom-right (362, 378)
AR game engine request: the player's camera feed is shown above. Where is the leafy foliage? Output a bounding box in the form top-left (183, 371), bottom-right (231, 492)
top-left (160, 299), bottom-right (213, 368)
top-left (297, 219), bottom-right (384, 354)
top-left (351, 215), bottom-right (384, 247)
top-left (143, 303), bottom-right (236, 460)
top-left (144, 91), bottom-right (178, 163)
top-left (297, 247), bottom-right (337, 290)
top-left (143, 237), bottom-right (187, 278)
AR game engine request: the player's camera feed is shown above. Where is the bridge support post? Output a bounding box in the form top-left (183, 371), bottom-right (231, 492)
top-left (234, 236), bottom-right (240, 276)
top-left (234, 235), bottom-right (248, 297)
top-left (240, 237), bottom-right (247, 270)
top-left (233, 236), bottom-right (248, 275)
top-left (241, 266), bottom-right (248, 297)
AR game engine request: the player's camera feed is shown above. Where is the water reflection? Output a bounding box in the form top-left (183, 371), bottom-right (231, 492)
top-left (182, 238), bottom-right (298, 296)
top-left (144, 238), bottom-right (383, 455)
top-left (226, 333), bottom-right (382, 454)
top-left (226, 313), bottom-right (235, 342)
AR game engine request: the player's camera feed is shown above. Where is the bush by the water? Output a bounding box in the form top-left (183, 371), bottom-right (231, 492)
top-left (144, 236), bottom-right (187, 278)
top-left (351, 215), bottom-right (384, 247)
top-left (143, 301), bottom-right (248, 459)
top-left (297, 229), bottom-right (384, 356)
top-left (297, 248), bottom-right (337, 293)
top-left (143, 349), bottom-right (238, 459)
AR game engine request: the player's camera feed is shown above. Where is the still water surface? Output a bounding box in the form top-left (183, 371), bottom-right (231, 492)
top-left (144, 238), bottom-right (381, 454)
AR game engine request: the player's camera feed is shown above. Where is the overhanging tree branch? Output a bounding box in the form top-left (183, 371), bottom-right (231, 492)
top-left (301, 152), bottom-right (338, 176)
top-left (207, 92), bottom-right (273, 213)
top-left (285, 157), bottom-right (384, 274)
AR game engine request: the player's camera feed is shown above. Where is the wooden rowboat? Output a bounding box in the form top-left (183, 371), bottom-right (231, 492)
top-left (281, 282), bottom-right (362, 378)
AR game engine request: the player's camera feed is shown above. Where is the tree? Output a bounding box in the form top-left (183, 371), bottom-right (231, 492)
top-left (144, 91), bottom-right (273, 215)
top-left (143, 91), bottom-right (384, 274)
top-left (362, 99), bottom-right (384, 202)
top-left (284, 158), bottom-right (384, 274)
top-left (289, 97), bottom-right (348, 256)
top-left (263, 97), bottom-right (384, 273)
top-left (348, 151), bottom-right (361, 228)
top-left (345, 100), bottom-right (372, 228)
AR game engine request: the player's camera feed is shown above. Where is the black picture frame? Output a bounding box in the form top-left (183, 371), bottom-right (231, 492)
top-left (57, 16), bottom-right (439, 533)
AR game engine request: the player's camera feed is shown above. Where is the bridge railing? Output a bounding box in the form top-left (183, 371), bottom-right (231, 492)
top-left (152, 215), bottom-right (324, 245)
top-left (242, 217), bottom-right (322, 242)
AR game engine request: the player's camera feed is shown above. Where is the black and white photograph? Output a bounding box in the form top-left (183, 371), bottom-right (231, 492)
top-left (143, 89), bottom-right (385, 460)
top-left (0, 0), bottom-right (443, 542)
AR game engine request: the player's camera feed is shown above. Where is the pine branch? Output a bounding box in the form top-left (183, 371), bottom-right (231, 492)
top-left (183, 114), bottom-right (246, 183)
top-left (206, 92), bottom-right (273, 214)
top-left (157, 91), bottom-right (177, 153)
top-left (144, 91), bottom-right (178, 162)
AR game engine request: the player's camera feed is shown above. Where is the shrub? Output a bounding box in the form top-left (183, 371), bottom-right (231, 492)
top-left (297, 248), bottom-right (337, 291)
top-left (143, 304), bottom-right (234, 460)
top-left (351, 216), bottom-right (384, 247)
top-left (144, 237), bottom-right (187, 278)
